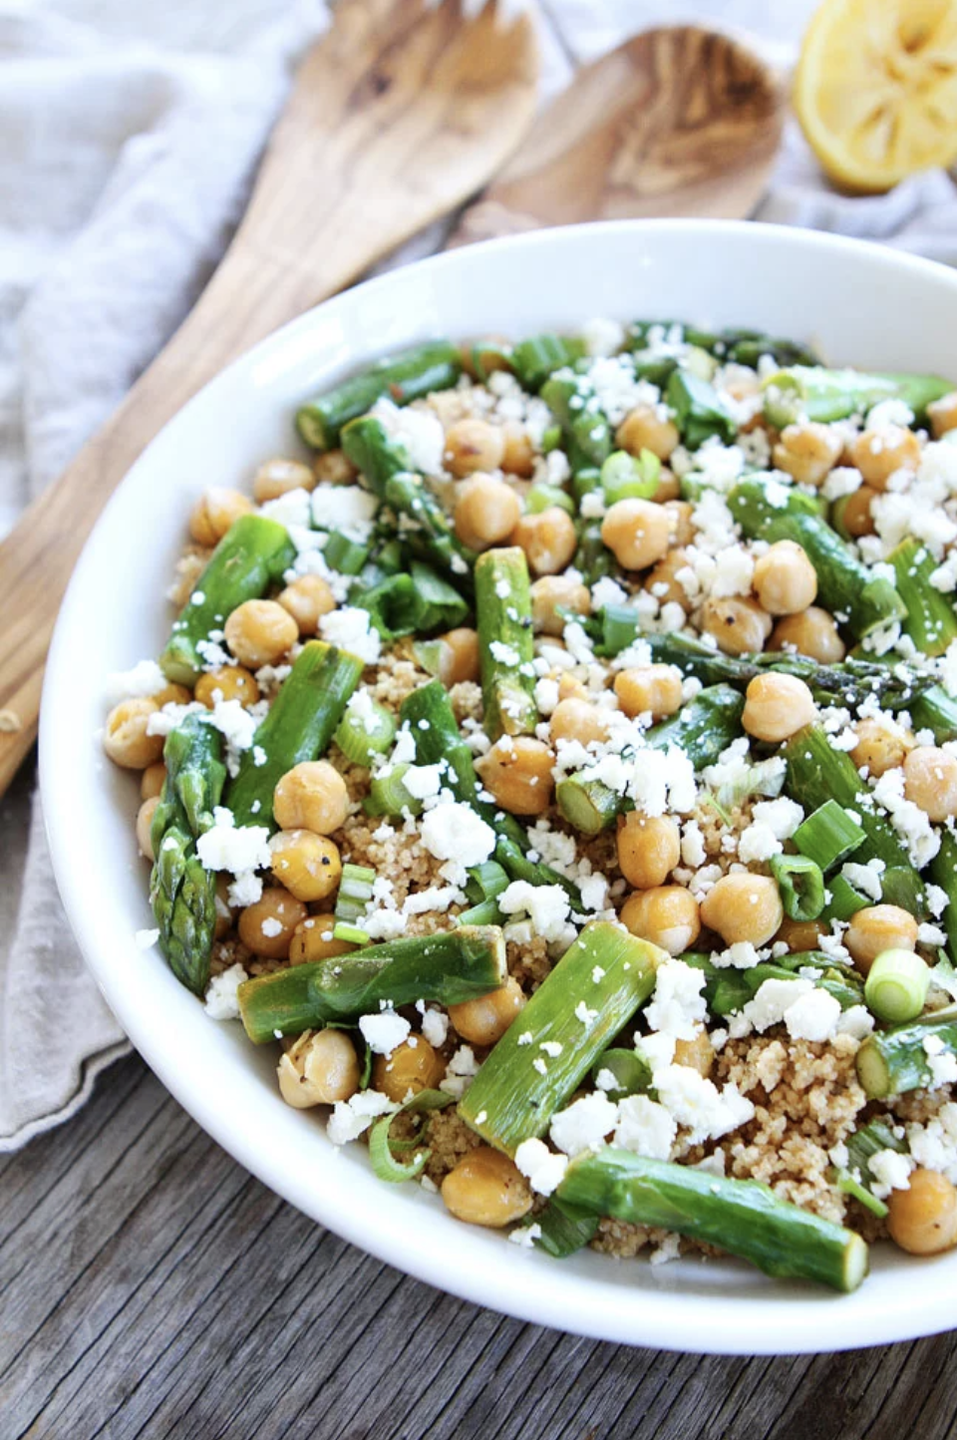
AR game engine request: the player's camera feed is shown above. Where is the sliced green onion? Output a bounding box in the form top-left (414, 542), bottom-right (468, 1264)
top-left (412, 639), bottom-right (444, 676)
top-left (541, 423), bottom-right (563, 454)
top-left (375, 538), bottom-right (404, 574)
top-left (456, 898), bottom-right (503, 927)
top-left (465, 860), bottom-right (510, 904)
top-left (823, 873), bottom-right (870, 923)
top-left (324, 530), bottom-right (371, 575)
top-left (770, 854), bottom-right (825, 922)
top-left (368, 1089), bottom-right (453, 1183)
top-left (511, 334), bottom-right (586, 391)
top-left (666, 369), bottom-right (737, 449)
top-left (364, 763), bottom-right (423, 817)
top-left (335, 863), bottom-right (377, 923)
top-left (589, 1047), bottom-right (652, 1101)
top-left (572, 467), bottom-right (603, 505)
top-left (865, 948), bottom-right (931, 1023)
top-left (834, 1169), bottom-right (889, 1219)
top-left (332, 922), bottom-right (370, 946)
top-left (599, 448), bottom-right (660, 503)
top-left (334, 697), bottom-right (397, 767)
top-left (526, 482), bottom-right (575, 515)
top-left (353, 563), bottom-right (468, 642)
top-left (409, 561), bottom-right (470, 631)
top-left (792, 800), bottom-right (866, 871)
top-left (517, 1195), bottom-right (600, 1258)
top-left (599, 604), bottom-right (641, 657)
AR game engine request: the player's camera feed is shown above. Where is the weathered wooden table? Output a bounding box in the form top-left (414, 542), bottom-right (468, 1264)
top-left (3, 1052), bottom-right (957, 1439)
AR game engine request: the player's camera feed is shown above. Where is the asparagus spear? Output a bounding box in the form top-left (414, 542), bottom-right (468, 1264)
top-left (540, 371), bottom-right (613, 470)
top-left (556, 685), bottom-right (744, 836)
top-left (341, 416), bottom-right (477, 580)
top-left (557, 1152), bottom-right (869, 1293)
top-left (908, 685), bottom-right (957, 745)
top-left (856, 1008), bottom-right (957, 1098)
top-left (226, 641), bottom-right (363, 829)
top-left (666, 369), bottom-right (737, 449)
top-left (596, 625), bottom-right (931, 712)
top-left (510, 334), bottom-right (587, 391)
top-left (762, 365), bottom-right (953, 429)
top-left (930, 832), bottom-right (957, 962)
top-left (295, 340), bottom-right (462, 451)
top-left (475, 547), bottom-right (537, 741)
top-left (239, 925), bottom-right (506, 1043)
top-left (783, 724), bottom-right (926, 917)
top-left (834, 1119), bottom-right (909, 1218)
top-left (728, 476), bottom-right (907, 640)
top-left (149, 713), bottom-right (226, 995)
top-left (682, 950), bottom-right (863, 1019)
top-left (160, 515), bottom-right (296, 685)
top-left (888, 537), bottom-right (957, 658)
top-left (458, 922), bottom-right (664, 1153)
top-left (574, 519), bottom-right (616, 587)
top-left (629, 321), bottom-right (820, 369)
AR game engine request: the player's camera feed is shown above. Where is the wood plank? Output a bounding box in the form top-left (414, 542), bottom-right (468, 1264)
top-left (4, 1054), bottom-right (957, 1440)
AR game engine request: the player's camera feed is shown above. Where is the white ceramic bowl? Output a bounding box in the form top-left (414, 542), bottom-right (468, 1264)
top-left (42, 220), bottom-right (957, 1355)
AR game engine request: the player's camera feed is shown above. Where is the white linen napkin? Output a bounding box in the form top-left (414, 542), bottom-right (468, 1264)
top-left (4, 0), bottom-right (957, 1151)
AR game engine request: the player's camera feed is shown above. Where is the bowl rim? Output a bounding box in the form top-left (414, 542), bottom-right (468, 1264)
top-left (40, 217), bottom-right (957, 1355)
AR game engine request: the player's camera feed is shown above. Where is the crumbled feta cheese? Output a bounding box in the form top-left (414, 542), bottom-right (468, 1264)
top-left (370, 396), bottom-right (446, 475)
top-left (106, 659), bottom-right (166, 703)
top-left (359, 1011), bottom-right (411, 1057)
top-left (498, 881), bottom-right (571, 943)
top-left (319, 606), bottom-right (382, 666)
top-left (582, 316), bottom-right (625, 357)
top-left (652, 1065), bottom-right (754, 1144)
top-left (615, 1094), bottom-right (676, 1160)
top-left (420, 803), bottom-right (496, 867)
top-left (311, 482), bottom-right (378, 539)
top-left (644, 959), bottom-right (708, 1040)
top-left (750, 797), bottom-right (804, 840)
top-left (737, 821), bottom-right (783, 864)
top-left (327, 1090), bottom-right (397, 1146)
top-left (549, 1093), bottom-right (618, 1156)
top-left (783, 988), bottom-right (843, 1043)
top-left (196, 806), bottom-right (271, 877)
top-left (514, 1137), bottom-right (568, 1196)
top-left (868, 1148), bottom-right (914, 1200)
top-left (203, 963), bottom-right (247, 1021)
top-left (419, 1006), bottom-right (449, 1049)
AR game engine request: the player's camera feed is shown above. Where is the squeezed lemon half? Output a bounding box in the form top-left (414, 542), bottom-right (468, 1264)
top-left (794, 0), bottom-right (957, 192)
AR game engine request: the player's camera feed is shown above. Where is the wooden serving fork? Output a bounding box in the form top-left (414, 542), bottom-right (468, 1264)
top-left (0, 0), bottom-right (537, 793)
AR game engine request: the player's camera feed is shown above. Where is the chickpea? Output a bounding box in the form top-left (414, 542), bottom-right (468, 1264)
top-left (436, 627), bottom-right (481, 686)
top-left (274, 760), bottom-right (349, 835)
top-left (238, 886), bottom-right (308, 959)
top-left (620, 886), bottom-right (701, 956)
top-left (848, 425), bottom-right (921, 491)
top-left (195, 664), bottom-right (261, 709)
top-left (444, 418), bottom-right (506, 477)
top-left (927, 391), bottom-right (957, 440)
top-left (530, 575), bottom-right (591, 636)
top-left (614, 664), bottom-right (683, 720)
top-left (103, 698), bottom-right (164, 770)
top-left (699, 873), bottom-right (783, 948)
top-left (772, 422), bottom-right (843, 486)
top-left (741, 673), bottom-right (817, 743)
top-left (601, 498), bottom-right (671, 572)
top-left (664, 500), bottom-right (694, 548)
top-left (775, 917), bottom-right (826, 952)
top-left (837, 484), bottom-right (877, 538)
top-left (845, 904), bottom-right (918, 974)
top-left (454, 474), bottom-right (522, 550)
top-left (770, 607), bottom-right (845, 663)
top-left (615, 403), bottom-right (680, 461)
top-left (475, 736), bottom-right (555, 816)
top-left (617, 813), bottom-right (680, 890)
top-left (269, 829), bottom-right (342, 904)
top-left (500, 421), bottom-right (536, 478)
top-left (549, 698), bottom-right (609, 748)
top-left (644, 547), bottom-right (693, 613)
top-left (150, 681), bottom-right (192, 709)
top-left (700, 596), bottom-right (772, 657)
top-left (752, 541), bottom-right (818, 616)
top-left (510, 507), bottom-right (577, 576)
top-left (289, 914), bottom-right (355, 965)
top-left (313, 448), bottom-right (357, 485)
top-left (278, 1029), bottom-right (360, 1108)
top-left (887, 1169), bottom-right (957, 1255)
top-left (277, 574), bottom-right (336, 636)
top-left (169, 549), bottom-right (210, 608)
top-left (652, 469), bottom-right (681, 503)
top-left (673, 1028), bottom-right (715, 1078)
top-left (140, 762), bottom-right (167, 801)
top-left (224, 599), bottom-right (298, 668)
top-left (850, 718), bottom-right (912, 778)
top-left (903, 746), bottom-right (957, 821)
top-left (252, 457), bottom-right (315, 502)
top-left (188, 487), bottom-right (253, 547)
top-left (373, 1035), bottom-right (446, 1102)
top-left (558, 674), bottom-right (588, 702)
top-left (441, 1147), bottom-right (533, 1228)
top-left (447, 976), bottom-right (526, 1046)
top-left (136, 797), bottom-right (159, 860)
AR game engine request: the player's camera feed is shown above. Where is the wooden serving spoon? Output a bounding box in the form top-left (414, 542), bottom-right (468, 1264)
top-left (0, 20), bottom-right (783, 796)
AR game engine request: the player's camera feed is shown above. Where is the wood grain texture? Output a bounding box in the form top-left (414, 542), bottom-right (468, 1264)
top-left (449, 26), bottom-right (785, 246)
top-left (0, 0), bottom-right (537, 798)
top-left (2, 1055), bottom-right (957, 1440)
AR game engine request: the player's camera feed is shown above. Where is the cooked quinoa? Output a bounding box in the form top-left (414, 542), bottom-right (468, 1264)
top-left (104, 320), bottom-right (957, 1292)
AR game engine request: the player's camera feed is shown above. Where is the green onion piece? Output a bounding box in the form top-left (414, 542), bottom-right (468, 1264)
top-left (834, 1169), bottom-right (889, 1219)
top-left (511, 334), bottom-right (586, 391)
top-left (572, 467), bottom-right (602, 504)
top-left (526, 483), bottom-right (575, 515)
top-left (465, 860), bottom-right (511, 904)
top-left (364, 763), bottom-right (423, 817)
top-left (375, 538), bottom-right (404, 574)
top-left (354, 563), bottom-right (468, 641)
top-left (518, 1195), bottom-right (600, 1258)
top-left (456, 898), bottom-right (504, 927)
top-left (599, 448), bottom-right (660, 503)
top-left (864, 948), bottom-right (931, 1023)
top-left (411, 639), bottom-right (443, 677)
top-left (589, 1047), bottom-right (652, 1101)
top-left (599, 605), bottom-right (641, 656)
top-left (334, 697), bottom-right (397, 767)
top-left (332, 922), bottom-right (370, 946)
top-left (792, 800), bottom-right (866, 871)
top-left (666, 369), bottom-right (737, 449)
top-left (368, 1089), bottom-right (453, 1183)
top-left (541, 424), bottom-right (562, 454)
top-left (324, 530), bottom-right (371, 576)
top-left (769, 854), bottom-right (825, 922)
top-left (335, 863), bottom-right (376, 923)
top-left (822, 873), bottom-right (870, 923)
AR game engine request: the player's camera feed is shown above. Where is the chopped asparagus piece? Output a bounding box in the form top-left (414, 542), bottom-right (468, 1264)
top-left (762, 365), bottom-right (952, 429)
top-left (666, 369), bottom-right (737, 449)
top-left (458, 922), bottom-right (664, 1153)
top-left (889, 537), bottom-right (957, 658)
top-left (295, 340), bottom-right (462, 451)
top-left (475, 547), bottom-right (537, 741)
top-left (557, 1152), bottom-right (869, 1292)
top-left (540, 371), bottom-right (613, 470)
top-left (856, 1008), bottom-right (957, 1098)
top-left (511, 334), bottom-right (587, 391)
